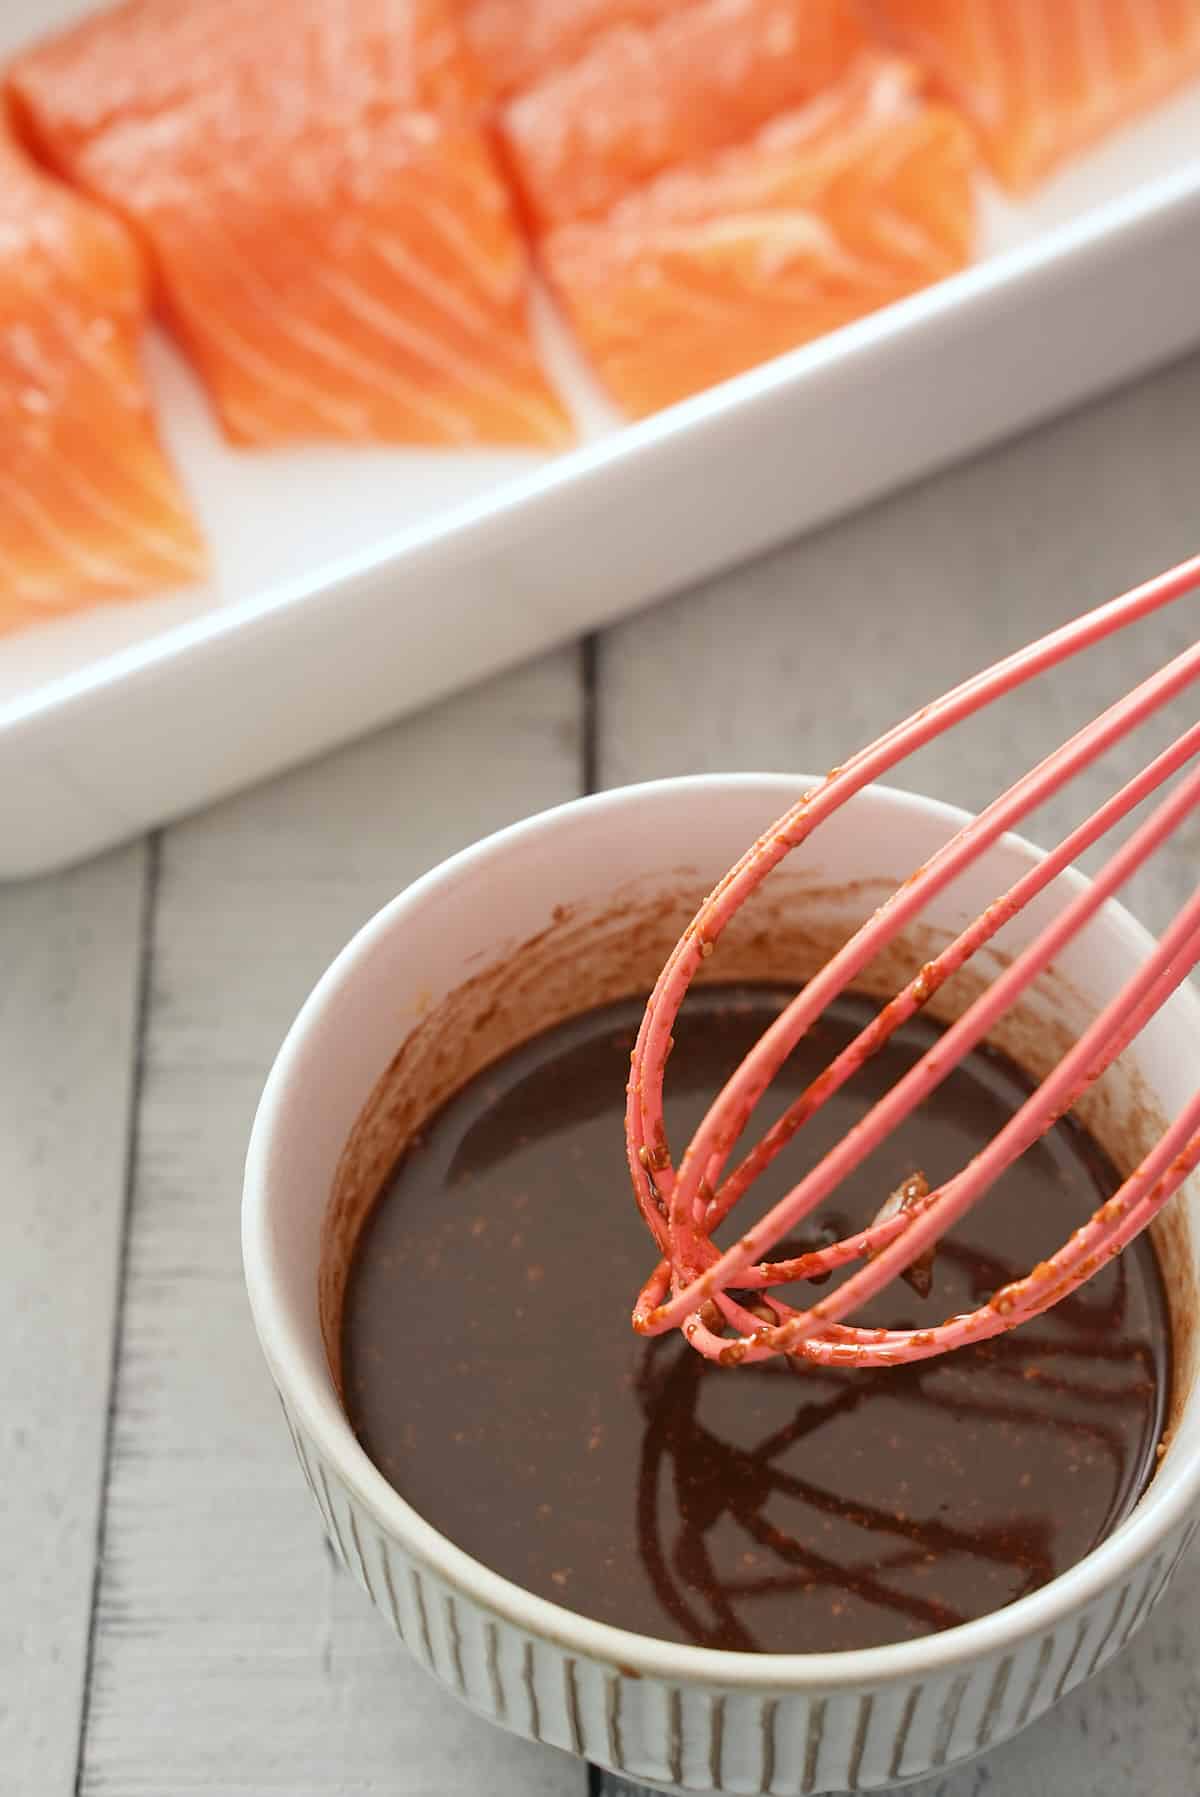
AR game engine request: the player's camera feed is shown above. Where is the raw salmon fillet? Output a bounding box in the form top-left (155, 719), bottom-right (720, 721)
top-left (500, 0), bottom-right (873, 230)
top-left (9, 0), bottom-right (487, 167)
top-left (0, 121), bottom-right (204, 638)
top-left (465, 0), bottom-right (679, 99)
top-left (870, 0), bottom-right (1200, 191)
top-left (9, 1), bottom-right (569, 448)
top-left (541, 56), bottom-right (975, 419)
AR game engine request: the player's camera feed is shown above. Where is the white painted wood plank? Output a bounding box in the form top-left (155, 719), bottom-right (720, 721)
top-left (0, 842), bottom-right (147, 1797)
top-left (78, 653), bottom-right (586, 1796)
top-left (599, 351), bottom-right (1200, 938)
top-left (596, 351), bottom-right (1200, 1795)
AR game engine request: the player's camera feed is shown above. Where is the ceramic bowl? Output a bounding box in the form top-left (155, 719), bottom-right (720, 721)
top-left (243, 775), bottom-right (1200, 1794)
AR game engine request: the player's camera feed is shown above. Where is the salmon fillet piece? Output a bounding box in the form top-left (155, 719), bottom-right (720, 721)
top-left (541, 55), bottom-right (976, 419)
top-left (9, 0), bottom-right (487, 165)
top-left (500, 0), bottom-right (873, 230)
top-left (465, 0), bottom-right (679, 99)
top-left (870, 0), bottom-right (1200, 191)
top-left (0, 121), bottom-right (204, 638)
top-left (9, 0), bottom-right (569, 448)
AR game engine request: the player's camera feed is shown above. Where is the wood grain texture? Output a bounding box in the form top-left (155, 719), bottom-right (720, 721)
top-left (75, 654), bottom-right (586, 1796)
top-left (0, 842), bottom-right (147, 1797)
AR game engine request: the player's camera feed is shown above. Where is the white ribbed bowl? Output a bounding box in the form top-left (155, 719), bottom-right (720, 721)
top-left (243, 776), bottom-right (1200, 1794)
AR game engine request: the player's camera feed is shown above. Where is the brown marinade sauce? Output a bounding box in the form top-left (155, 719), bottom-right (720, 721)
top-left (341, 987), bottom-right (1170, 1654)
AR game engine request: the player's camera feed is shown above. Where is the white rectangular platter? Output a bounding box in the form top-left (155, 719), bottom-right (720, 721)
top-left (2, 0), bottom-right (1199, 877)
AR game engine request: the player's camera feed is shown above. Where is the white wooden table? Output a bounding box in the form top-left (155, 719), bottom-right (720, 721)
top-left (5, 352), bottom-right (1199, 1797)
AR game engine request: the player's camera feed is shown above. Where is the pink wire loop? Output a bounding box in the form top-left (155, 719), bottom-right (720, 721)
top-left (627, 553), bottom-right (1200, 1368)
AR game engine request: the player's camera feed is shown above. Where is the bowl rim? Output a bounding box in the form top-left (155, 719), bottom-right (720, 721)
top-left (243, 772), bottom-right (1200, 1692)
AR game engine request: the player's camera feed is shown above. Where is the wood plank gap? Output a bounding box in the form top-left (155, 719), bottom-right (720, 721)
top-left (581, 634), bottom-right (600, 795)
top-left (71, 833), bottom-right (162, 1797)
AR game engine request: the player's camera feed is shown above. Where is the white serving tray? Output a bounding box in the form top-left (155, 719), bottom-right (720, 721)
top-left (2, 0), bottom-right (1199, 877)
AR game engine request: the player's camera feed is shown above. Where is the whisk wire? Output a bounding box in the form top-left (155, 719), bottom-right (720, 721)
top-left (640, 740), bottom-right (1200, 1347)
top-left (667, 632), bottom-right (1200, 1234)
top-left (695, 716), bottom-right (1200, 1280)
top-left (627, 560), bottom-right (1200, 1234)
top-left (770, 808), bottom-right (1200, 1358)
top-left (628, 553), bottom-right (1200, 1368)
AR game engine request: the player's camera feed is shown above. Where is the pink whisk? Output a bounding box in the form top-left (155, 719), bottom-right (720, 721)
top-left (626, 553), bottom-right (1200, 1370)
